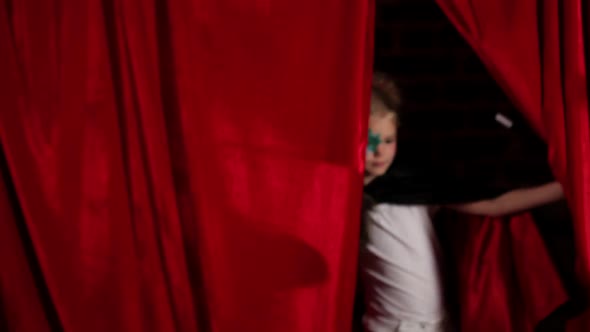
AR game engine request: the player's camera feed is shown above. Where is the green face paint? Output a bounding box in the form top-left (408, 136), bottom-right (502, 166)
top-left (367, 129), bottom-right (381, 153)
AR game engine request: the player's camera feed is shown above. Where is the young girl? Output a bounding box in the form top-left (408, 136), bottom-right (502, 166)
top-left (360, 73), bottom-right (564, 332)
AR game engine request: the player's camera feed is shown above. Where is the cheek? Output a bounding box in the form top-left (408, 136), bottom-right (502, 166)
top-left (385, 143), bottom-right (397, 158)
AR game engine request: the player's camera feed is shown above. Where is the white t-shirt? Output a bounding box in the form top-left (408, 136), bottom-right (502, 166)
top-left (360, 203), bottom-right (447, 327)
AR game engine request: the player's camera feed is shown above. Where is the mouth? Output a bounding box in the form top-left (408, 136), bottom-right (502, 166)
top-left (372, 161), bottom-right (388, 168)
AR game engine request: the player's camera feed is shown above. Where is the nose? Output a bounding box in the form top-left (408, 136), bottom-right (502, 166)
top-left (374, 143), bottom-right (386, 156)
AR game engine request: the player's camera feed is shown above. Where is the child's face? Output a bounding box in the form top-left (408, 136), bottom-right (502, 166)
top-left (365, 114), bottom-right (397, 179)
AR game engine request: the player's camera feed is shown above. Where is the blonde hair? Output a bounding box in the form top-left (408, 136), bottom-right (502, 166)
top-left (370, 72), bottom-right (401, 127)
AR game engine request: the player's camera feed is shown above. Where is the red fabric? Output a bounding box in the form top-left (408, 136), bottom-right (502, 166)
top-left (434, 0), bottom-right (590, 329)
top-left (435, 0), bottom-right (590, 284)
top-left (569, 313), bottom-right (590, 331)
top-left (438, 212), bottom-right (568, 331)
top-left (0, 0), bottom-right (374, 331)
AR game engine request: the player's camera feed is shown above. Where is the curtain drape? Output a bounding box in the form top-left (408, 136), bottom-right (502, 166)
top-left (437, 212), bottom-right (569, 331)
top-left (434, 0), bottom-right (590, 329)
top-left (0, 0), bottom-right (374, 331)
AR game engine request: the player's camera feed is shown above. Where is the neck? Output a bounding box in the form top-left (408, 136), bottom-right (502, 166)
top-left (364, 174), bottom-right (376, 186)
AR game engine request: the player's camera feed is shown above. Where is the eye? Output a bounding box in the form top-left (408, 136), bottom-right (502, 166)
top-left (383, 137), bottom-right (396, 144)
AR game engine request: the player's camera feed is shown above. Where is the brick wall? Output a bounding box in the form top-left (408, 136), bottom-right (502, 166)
top-left (372, 0), bottom-right (554, 201)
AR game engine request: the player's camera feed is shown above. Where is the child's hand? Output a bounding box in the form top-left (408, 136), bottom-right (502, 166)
top-left (448, 182), bottom-right (564, 217)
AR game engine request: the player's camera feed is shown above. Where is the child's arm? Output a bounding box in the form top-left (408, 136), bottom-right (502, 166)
top-left (447, 182), bottom-right (564, 217)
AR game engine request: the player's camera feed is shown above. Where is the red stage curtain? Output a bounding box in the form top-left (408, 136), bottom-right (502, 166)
top-left (437, 212), bottom-right (568, 331)
top-left (435, 0), bottom-right (590, 283)
top-left (434, 0), bottom-right (590, 329)
top-left (0, 0), bottom-right (374, 331)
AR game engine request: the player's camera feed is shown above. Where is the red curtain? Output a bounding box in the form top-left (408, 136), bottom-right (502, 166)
top-left (0, 0), bottom-right (374, 331)
top-left (437, 212), bottom-right (569, 331)
top-left (434, 0), bottom-right (590, 330)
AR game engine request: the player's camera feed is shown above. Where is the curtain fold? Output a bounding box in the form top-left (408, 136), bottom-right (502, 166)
top-left (0, 0), bottom-right (374, 331)
top-left (434, 0), bottom-right (590, 281)
top-left (437, 212), bottom-right (568, 331)
top-left (434, 0), bottom-right (590, 329)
